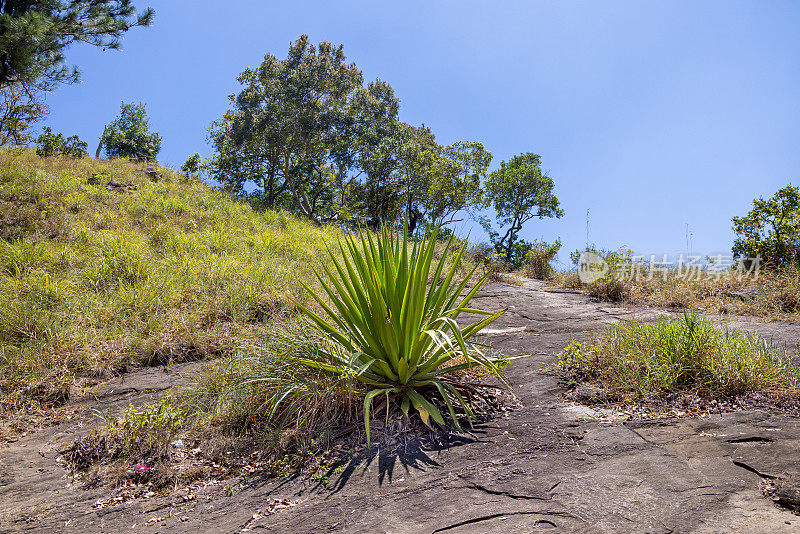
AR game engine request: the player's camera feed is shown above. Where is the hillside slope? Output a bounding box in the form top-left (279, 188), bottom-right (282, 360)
top-left (0, 149), bottom-right (340, 421)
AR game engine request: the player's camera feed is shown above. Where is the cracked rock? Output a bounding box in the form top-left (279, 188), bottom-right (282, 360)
top-left (776, 479), bottom-right (800, 508)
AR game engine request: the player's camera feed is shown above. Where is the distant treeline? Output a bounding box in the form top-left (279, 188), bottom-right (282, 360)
top-left (205, 35), bottom-right (562, 250)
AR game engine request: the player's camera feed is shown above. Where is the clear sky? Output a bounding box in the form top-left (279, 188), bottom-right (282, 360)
top-left (42, 1), bottom-right (800, 267)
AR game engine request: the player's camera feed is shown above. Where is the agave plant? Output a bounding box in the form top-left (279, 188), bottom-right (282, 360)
top-left (294, 225), bottom-right (508, 442)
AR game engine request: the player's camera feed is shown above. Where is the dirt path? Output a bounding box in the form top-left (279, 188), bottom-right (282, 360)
top-left (3, 279), bottom-right (800, 533)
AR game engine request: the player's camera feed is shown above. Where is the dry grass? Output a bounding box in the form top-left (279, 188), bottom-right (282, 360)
top-left (63, 319), bottom-right (508, 487)
top-left (550, 265), bottom-right (800, 320)
top-left (179, 322), bottom-right (363, 456)
top-left (523, 240), bottom-right (561, 280)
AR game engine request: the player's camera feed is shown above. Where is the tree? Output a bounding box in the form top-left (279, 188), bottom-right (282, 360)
top-left (732, 184), bottom-right (800, 267)
top-left (0, 1), bottom-right (153, 92)
top-left (395, 122), bottom-right (438, 233)
top-left (348, 122), bottom-right (488, 231)
top-left (35, 125), bottom-right (86, 156)
top-left (180, 152), bottom-right (201, 177)
top-left (0, 82), bottom-right (45, 145)
top-left (209, 35), bottom-right (399, 223)
top-left (207, 112), bottom-right (271, 196)
top-left (209, 36), bottom-right (495, 229)
top-left (353, 117), bottom-right (404, 227)
top-left (100, 101), bottom-right (161, 160)
top-left (482, 152), bottom-right (563, 267)
top-left (427, 141), bottom-right (491, 225)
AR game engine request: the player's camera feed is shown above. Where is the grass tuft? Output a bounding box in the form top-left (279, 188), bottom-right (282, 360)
top-left (179, 322), bottom-right (361, 456)
top-left (559, 310), bottom-right (800, 400)
top-left (551, 260), bottom-right (800, 320)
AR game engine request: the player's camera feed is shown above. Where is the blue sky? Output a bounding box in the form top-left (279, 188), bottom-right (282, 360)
top-left (43, 1), bottom-right (800, 267)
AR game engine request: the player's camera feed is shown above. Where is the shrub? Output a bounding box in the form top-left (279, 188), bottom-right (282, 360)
top-left (587, 277), bottom-right (628, 301)
top-left (732, 184), bottom-right (800, 267)
top-left (468, 241), bottom-right (504, 279)
top-left (65, 399), bottom-right (183, 474)
top-left (35, 127), bottom-right (88, 158)
top-left (101, 102), bottom-right (162, 161)
top-left (181, 152), bottom-right (202, 177)
top-left (296, 225), bottom-right (508, 442)
top-left (559, 310), bottom-right (800, 399)
top-left (765, 264), bottom-right (800, 313)
top-left (468, 242), bottom-right (494, 265)
top-left (524, 239), bottom-right (561, 280)
top-left (550, 270), bottom-right (582, 289)
top-left (553, 249), bottom-right (800, 319)
top-left (582, 248), bottom-right (635, 301)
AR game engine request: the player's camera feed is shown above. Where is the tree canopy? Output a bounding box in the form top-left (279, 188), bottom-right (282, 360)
top-left (35, 125), bottom-right (86, 157)
top-left (209, 35), bottom-right (398, 224)
top-left (482, 152), bottom-right (563, 266)
top-left (100, 101), bottom-right (161, 160)
top-left (732, 184), bottom-right (800, 266)
top-left (0, 82), bottom-right (45, 145)
top-left (0, 1), bottom-right (153, 92)
top-left (209, 35), bottom-right (493, 230)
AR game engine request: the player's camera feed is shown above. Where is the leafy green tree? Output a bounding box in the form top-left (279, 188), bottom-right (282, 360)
top-left (180, 152), bottom-right (201, 177)
top-left (347, 82), bottom-right (404, 226)
top-left (427, 141), bottom-right (491, 224)
top-left (353, 117), bottom-right (405, 227)
top-left (100, 101), bottom-right (161, 160)
top-left (732, 184), bottom-right (800, 266)
top-left (207, 112), bottom-right (273, 197)
top-left (0, 1), bottom-right (153, 92)
top-left (0, 82), bottom-right (46, 145)
top-left (395, 123), bottom-right (438, 233)
top-left (209, 35), bottom-right (494, 229)
top-left (482, 152), bottom-right (563, 267)
top-left (209, 35), bottom-right (399, 223)
top-left (35, 125), bottom-right (86, 157)
top-left (394, 128), bottom-right (491, 235)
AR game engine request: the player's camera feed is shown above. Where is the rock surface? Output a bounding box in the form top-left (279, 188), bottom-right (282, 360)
top-left (104, 179), bottom-right (137, 193)
top-left (134, 167), bottom-right (162, 182)
top-left (2, 279), bottom-right (800, 533)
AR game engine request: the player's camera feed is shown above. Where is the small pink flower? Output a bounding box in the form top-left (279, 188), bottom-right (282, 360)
top-left (134, 465), bottom-right (151, 473)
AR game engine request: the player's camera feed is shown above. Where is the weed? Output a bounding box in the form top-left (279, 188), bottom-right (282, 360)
top-left (523, 239), bottom-right (561, 280)
top-left (180, 321), bottom-right (361, 456)
top-left (103, 399), bottom-right (184, 457)
top-left (552, 251), bottom-right (800, 320)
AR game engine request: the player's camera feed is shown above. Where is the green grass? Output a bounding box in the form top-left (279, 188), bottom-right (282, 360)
top-left (559, 310), bottom-right (800, 400)
top-left (0, 148), bottom-right (342, 418)
top-left (179, 321), bottom-right (360, 456)
top-left (2, 148), bottom-right (486, 462)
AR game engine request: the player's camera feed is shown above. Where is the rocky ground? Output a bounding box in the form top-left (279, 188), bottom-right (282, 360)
top-left (3, 279), bottom-right (800, 533)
